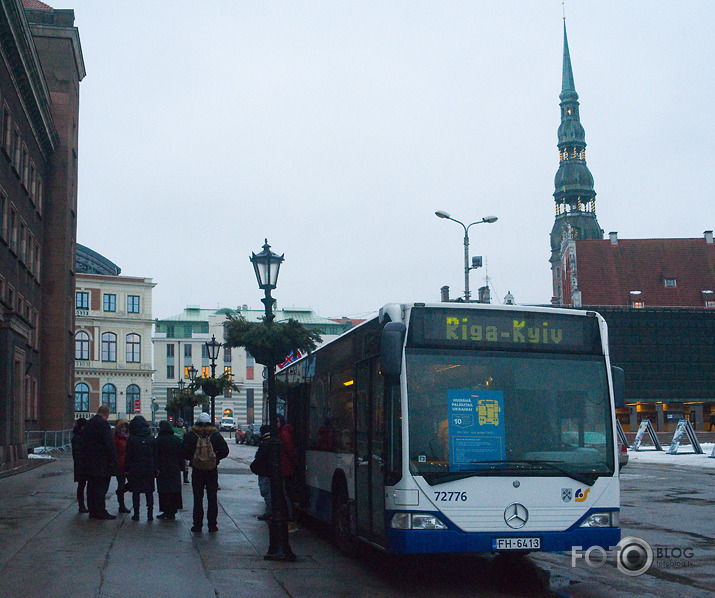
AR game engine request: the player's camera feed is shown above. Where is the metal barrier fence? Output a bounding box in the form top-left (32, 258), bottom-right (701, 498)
top-left (25, 430), bottom-right (73, 454)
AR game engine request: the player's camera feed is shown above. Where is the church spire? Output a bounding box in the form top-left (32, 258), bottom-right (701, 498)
top-left (550, 20), bottom-right (603, 303)
top-left (561, 23), bottom-right (577, 102)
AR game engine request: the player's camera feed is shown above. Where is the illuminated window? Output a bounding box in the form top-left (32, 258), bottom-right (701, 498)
top-left (246, 366), bottom-right (254, 380)
top-left (224, 366), bottom-right (232, 396)
top-left (202, 366), bottom-right (210, 377)
top-left (664, 279), bottom-right (676, 287)
top-left (632, 301), bottom-right (645, 309)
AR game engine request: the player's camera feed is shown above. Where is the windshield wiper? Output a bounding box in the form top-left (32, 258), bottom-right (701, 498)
top-left (468, 459), bottom-right (598, 487)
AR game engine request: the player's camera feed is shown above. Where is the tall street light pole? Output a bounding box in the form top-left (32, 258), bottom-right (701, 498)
top-left (205, 335), bottom-right (222, 425)
top-left (435, 211), bottom-right (498, 302)
top-left (250, 239), bottom-right (295, 562)
top-left (187, 365), bottom-right (198, 426)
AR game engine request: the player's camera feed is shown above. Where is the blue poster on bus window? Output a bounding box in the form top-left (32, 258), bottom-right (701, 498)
top-left (447, 389), bottom-right (506, 471)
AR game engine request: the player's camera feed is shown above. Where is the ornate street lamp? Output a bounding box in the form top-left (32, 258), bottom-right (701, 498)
top-left (249, 239), bottom-right (294, 562)
top-left (187, 365), bottom-right (197, 382)
top-left (205, 334), bottom-right (222, 424)
top-left (435, 211), bottom-right (498, 302)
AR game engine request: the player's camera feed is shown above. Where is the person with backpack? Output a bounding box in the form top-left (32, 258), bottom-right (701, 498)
top-left (181, 412), bottom-right (229, 533)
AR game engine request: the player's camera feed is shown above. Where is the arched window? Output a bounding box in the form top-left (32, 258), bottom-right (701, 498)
top-left (74, 382), bottom-right (89, 411)
top-left (75, 330), bottom-right (90, 360)
top-left (101, 332), bottom-right (117, 362)
top-left (126, 384), bottom-right (140, 414)
top-left (102, 383), bottom-right (117, 412)
top-left (126, 333), bottom-right (141, 363)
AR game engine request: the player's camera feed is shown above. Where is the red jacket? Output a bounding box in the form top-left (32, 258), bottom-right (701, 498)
top-left (114, 430), bottom-right (129, 475)
top-left (279, 424), bottom-right (298, 477)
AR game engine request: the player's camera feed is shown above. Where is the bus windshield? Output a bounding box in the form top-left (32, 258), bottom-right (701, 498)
top-left (405, 349), bottom-right (614, 485)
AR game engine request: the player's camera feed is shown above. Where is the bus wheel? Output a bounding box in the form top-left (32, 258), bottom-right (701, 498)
top-left (331, 485), bottom-right (356, 556)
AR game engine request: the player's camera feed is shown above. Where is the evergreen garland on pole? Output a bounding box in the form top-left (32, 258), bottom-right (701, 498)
top-left (223, 314), bottom-right (322, 366)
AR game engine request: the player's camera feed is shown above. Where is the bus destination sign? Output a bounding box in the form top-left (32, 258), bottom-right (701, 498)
top-left (408, 307), bottom-right (601, 354)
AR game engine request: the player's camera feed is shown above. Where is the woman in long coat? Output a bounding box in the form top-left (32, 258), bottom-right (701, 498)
top-left (156, 420), bottom-right (184, 520)
top-left (124, 415), bottom-right (157, 521)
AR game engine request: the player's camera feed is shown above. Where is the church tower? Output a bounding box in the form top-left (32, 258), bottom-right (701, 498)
top-left (550, 23), bottom-right (603, 302)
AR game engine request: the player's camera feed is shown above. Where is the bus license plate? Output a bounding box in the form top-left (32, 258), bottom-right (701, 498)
top-left (492, 537), bottom-right (541, 550)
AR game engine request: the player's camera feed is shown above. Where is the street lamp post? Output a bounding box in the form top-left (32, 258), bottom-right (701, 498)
top-left (177, 379), bottom-right (186, 426)
top-left (250, 239), bottom-right (295, 562)
top-left (187, 365), bottom-right (198, 426)
top-left (205, 334), bottom-right (222, 425)
top-left (435, 210), bottom-right (498, 302)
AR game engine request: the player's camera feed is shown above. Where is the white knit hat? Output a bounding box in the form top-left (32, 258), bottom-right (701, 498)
top-left (198, 413), bottom-right (211, 424)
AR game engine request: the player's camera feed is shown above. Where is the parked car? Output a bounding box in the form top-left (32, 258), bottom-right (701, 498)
top-left (219, 417), bottom-right (236, 432)
top-left (244, 424), bottom-right (260, 446)
top-left (235, 425), bottom-right (247, 444)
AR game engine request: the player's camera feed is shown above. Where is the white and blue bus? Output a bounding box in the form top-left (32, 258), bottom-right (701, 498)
top-left (277, 302), bottom-right (624, 555)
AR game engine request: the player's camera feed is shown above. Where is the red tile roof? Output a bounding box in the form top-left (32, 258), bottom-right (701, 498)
top-left (574, 236), bottom-right (715, 307)
top-left (23, 0), bottom-right (54, 10)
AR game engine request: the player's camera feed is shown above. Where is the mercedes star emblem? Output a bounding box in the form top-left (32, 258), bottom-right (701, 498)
top-left (504, 502), bottom-right (528, 529)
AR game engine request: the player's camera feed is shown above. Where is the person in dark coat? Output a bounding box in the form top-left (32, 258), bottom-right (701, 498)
top-left (71, 418), bottom-right (88, 513)
top-left (125, 415), bottom-right (158, 521)
top-left (156, 420), bottom-right (183, 520)
top-left (181, 412), bottom-right (229, 533)
top-left (113, 419), bottom-right (131, 514)
top-left (81, 405), bottom-right (119, 520)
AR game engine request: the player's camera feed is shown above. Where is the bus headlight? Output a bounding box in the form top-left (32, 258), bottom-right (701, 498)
top-left (390, 513), bottom-right (448, 530)
top-left (579, 511), bottom-right (619, 528)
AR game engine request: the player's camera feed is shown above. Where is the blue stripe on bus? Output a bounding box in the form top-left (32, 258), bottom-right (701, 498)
top-left (385, 509), bottom-right (620, 555)
top-left (301, 489), bottom-right (620, 555)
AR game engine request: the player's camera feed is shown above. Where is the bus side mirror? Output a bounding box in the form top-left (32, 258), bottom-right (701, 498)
top-left (612, 366), bottom-right (625, 409)
top-left (382, 322), bottom-right (406, 377)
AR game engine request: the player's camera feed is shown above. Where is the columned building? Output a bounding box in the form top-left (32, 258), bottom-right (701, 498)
top-left (0, 0), bottom-right (84, 465)
top-left (74, 245), bottom-right (155, 423)
top-left (153, 306), bottom-right (349, 428)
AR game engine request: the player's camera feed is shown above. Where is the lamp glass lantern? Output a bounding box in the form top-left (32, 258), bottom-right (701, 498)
top-left (205, 334), bottom-right (222, 362)
top-left (251, 239), bottom-right (284, 290)
top-left (187, 365), bottom-right (197, 382)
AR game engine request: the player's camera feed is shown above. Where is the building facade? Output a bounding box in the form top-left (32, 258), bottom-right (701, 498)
top-left (153, 306), bottom-right (349, 427)
top-left (0, 0), bottom-right (83, 465)
top-left (74, 245), bottom-right (155, 423)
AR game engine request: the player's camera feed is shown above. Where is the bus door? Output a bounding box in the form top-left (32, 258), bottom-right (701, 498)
top-left (355, 358), bottom-right (386, 543)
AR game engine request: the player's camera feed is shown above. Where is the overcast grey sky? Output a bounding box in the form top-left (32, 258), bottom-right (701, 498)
top-left (68, 1), bottom-right (715, 320)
